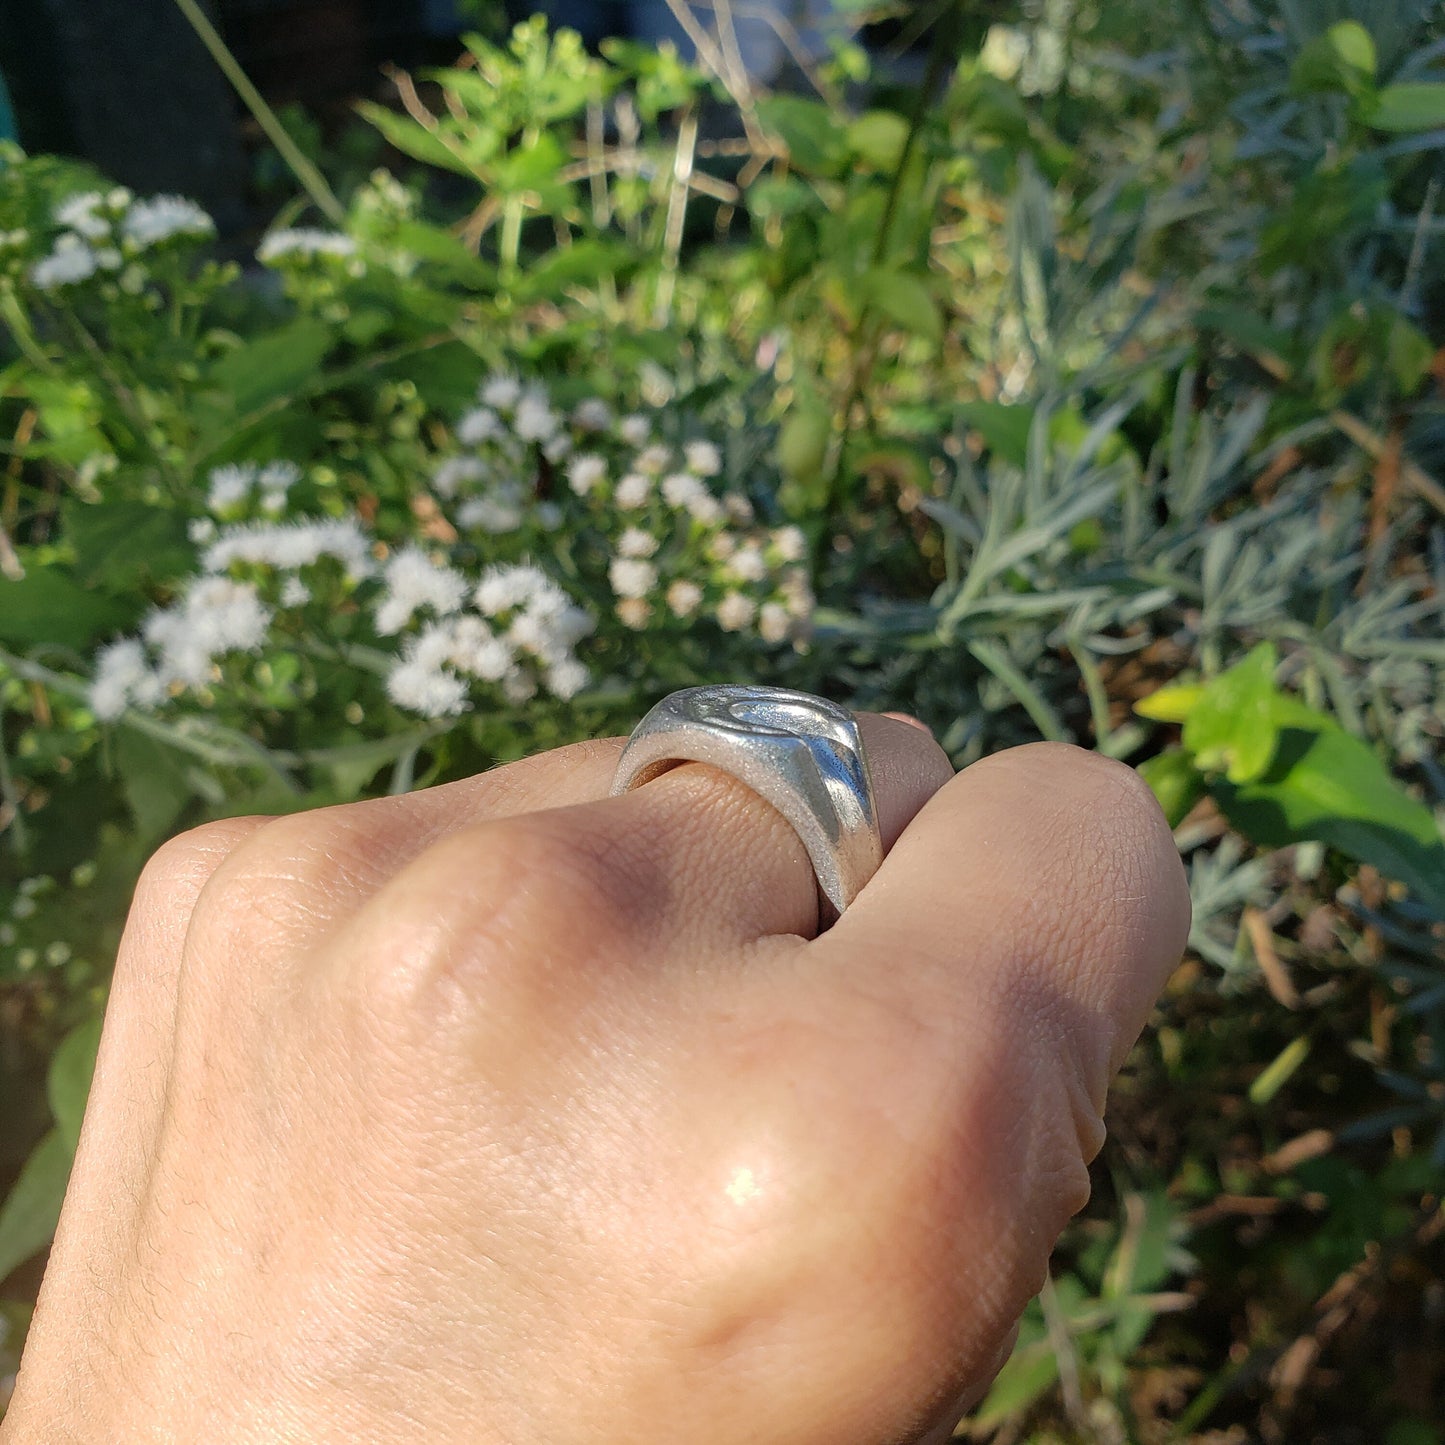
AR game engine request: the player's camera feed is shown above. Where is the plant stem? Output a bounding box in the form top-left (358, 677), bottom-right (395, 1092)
top-left (171, 0), bottom-right (346, 228)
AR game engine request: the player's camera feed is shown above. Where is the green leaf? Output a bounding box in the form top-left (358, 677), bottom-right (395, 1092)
top-left (1182, 644), bottom-right (1280, 783)
top-left (777, 403), bottom-right (831, 484)
top-left (0, 1129), bottom-right (72, 1283)
top-left (387, 221), bottom-right (496, 290)
top-left (509, 240), bottom-right (629, 302)
top-left (113, 730), bottom-right (197, 840)
top-left (208, 320), bottom-right (335, 415)
top-left (63, 500), bottom-right (193, 589)
top-left (1135, 683), bottom-right (1205, 724)
top-left (1137, 750), bottom-right (1206, 828)
top-left (1249, 1035), bottom-right (1311, 1106)
top-left (47, 1016), bottom-right (103, 1154)
top-left (858, 267), bottom-right (943, 345)
top-left (756, 95), bottom-right (848, 175)
top-left (972, 1336), bottom-right (1059, 1430)
top-left (957, 400), bottom-right (1035, 466)
top-left (848, 110), bottom-right (910, 172)
top-left (1213, 725), bottom-right (1445, 914)
top-left (0, 567), bottom-right (133, 650)
top-left (356, 102), bottom-right (481, 178)
top-left (1369, 83), bottom-right (1445, 132)
top-left (1291, 21), bottom-right (1376, 97)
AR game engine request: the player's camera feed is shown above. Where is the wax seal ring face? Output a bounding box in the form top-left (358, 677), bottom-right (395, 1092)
top-left (610, 684), bottom-right (882, 925)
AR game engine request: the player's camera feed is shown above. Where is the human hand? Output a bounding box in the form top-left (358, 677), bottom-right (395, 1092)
top-left (3, 718), bottom-right (1188, 1444)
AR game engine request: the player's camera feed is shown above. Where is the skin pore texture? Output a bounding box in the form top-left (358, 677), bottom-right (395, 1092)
top-left (2, 717), bottom-right (1189, 1445)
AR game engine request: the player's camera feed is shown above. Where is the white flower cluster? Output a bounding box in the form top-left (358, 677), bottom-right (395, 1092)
top-left (257, 229), bottom-right (360, 266)
top-left (432, 374), bottom-right (815, 646)
top-left (387, 562), bottom-right (593, 716)
top-left (90, 458), bottom-right (596, 723)
top-left (29, 187), bottom-right (214, 292)
top-left (205, 460), bottom-right (301, 518)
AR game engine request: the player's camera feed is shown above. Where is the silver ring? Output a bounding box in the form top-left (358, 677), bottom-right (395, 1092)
top-left (610, 684), bottom-right (882, 925)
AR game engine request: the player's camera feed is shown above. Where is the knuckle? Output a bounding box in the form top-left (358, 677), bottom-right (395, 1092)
top-left (351, 809), bottom-right (652, 1034)
top-left (136, 816), bottom-right (271, 907)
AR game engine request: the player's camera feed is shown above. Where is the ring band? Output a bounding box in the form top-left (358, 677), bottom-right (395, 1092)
top-left (610, 684), bottom-right (882, 925)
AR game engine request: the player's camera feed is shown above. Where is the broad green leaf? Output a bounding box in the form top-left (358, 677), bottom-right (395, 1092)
top-left (848, 110), bottom-right (909, 172)
top-left (387, 222), bottom-right (496, 290)
top-left (1213, 725), bottom-right (1445, 914)
top-left (63, 500), bottom-right (193, 589)
top-left (1182, 644), bottom-right (1280, 783)
top-left (1137, 749), bottom-right (1206, 827)
top-left (756, 95), bottom-right (847, 175)
top-left (509, 240), bottom-right (629, 303)
top-left (114, 730), bottom-right (197, 840)
top-left (47, 1016), bottom-right (103, 1154)
top-left (1249, 1036), bottom-right (1311, 1106)
top-left (356, 102), bottom-right (481, 178)
top-left (1370, 83), bottom-right (1445, 132)
top-left (208, 320), bottom-right (334, 415)
top-left (0, 567), bottom-right (133, 649)
top-left (0, 1129), bottom-right (71, 1283)
top-left (858, 268), bottom-right (943, 345)
top-left (1291, 21), bottom-right (1376, 96)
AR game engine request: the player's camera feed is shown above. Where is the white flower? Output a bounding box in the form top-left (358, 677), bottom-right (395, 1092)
top-left (727, 545), bottom-right (767, 584)
top-left (617, 527), bottom-right (659, 558)
top-left (188, 517), bottom-right (217, 544)
top-left (566, 453), bottom-right (606, 497)
top-left (665, 579), bottom-right (703, 618)
top-left (386, 657), bottom-right (469, 718)
top-left (758, 601), bottom-right (791, 644)
top-left (687, 493), bottom-right (724, 526)
top-left (662, 473), bottom-right (704, 510)
top-left (54, 192), bottom-right (110, 240)
top-left (514, 391), bottom-right (561, 444)
top-left (619, 413), bottom-right (652, 447)
top-left (30, 235), bottom-right (98, 289)
top-left (448, 617), bottom-right (513, 681)
top-left (94, 247), bottom-right (122, 271)
top-left (724, 494), bottom-right (755, 525)
top-left (203, 518), bottom-right (374, 580)
top-left (616, 598), bottom-right (652, 630)
top-left (207, 463), bottom-right (255, 513)
top-left (501, 668), bottom-right (539, 705)
top-left (475, 563), bottom-right (551, 617)
top-left (374, 546), bottom-right (469, 634)
top-left (257, 229), bottom-right (357, 264)
top-left (121, 195), bottom-right (214, 248)
top-left (615, 473), bottom-right (652, 510)
top-left (456, 407), bottom-right (502, 446)
top-left (90, 640), bottom-right (162, 720)
top-left (771, 525), bottom-right (807, 562)
top-left (609, 557), bottom-right (658, 600)
top-left (637, 444), bottom-right (671, 476)
top-left (546, 656), bottom-right (589, 700)
top-left (715, 591), bottom-right (757, 632)
top-left (573, 399), bottom-right (613, 433)
top-left (456, 495), bottom-right (524, 533)
top-left (480, 373), bottom-right (523, 410)
top-left (541, 432), bottom-right (572, 464)
top-left (281, 577), bottom-right (311, 607)
top-left (433, 456), bottom-right (487, 498)
top-left (258, 460), bottom-right (300, 497)
top-left (685, 440), bottom-right (722, 476)
top-left (141, 578), bottom-right (272, 687)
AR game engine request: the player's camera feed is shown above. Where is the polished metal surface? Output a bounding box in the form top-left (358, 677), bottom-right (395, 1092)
top-left (610, 684), bottom-right (882, 924)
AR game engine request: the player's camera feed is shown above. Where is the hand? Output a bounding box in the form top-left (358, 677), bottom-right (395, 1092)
top-left (3, 720), bottom-right (1188, 1445)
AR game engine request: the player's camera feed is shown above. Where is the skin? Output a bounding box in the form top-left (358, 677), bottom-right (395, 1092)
top-left (2, 717), bottom-right (1189, 1445)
